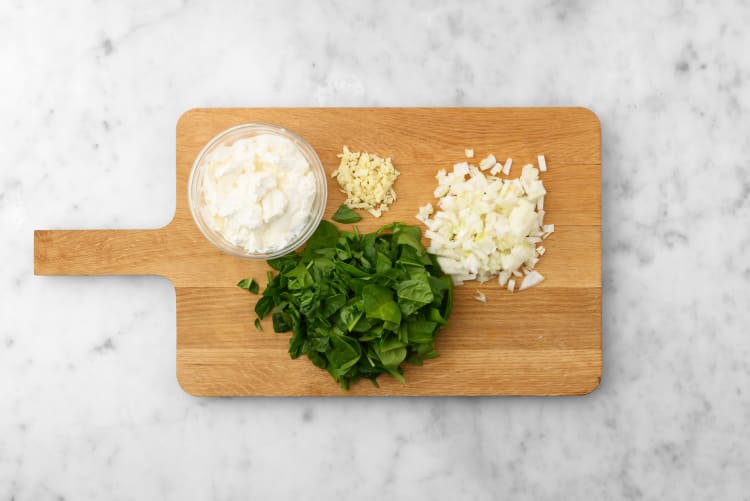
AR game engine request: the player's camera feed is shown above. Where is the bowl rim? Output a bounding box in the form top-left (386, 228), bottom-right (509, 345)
top-left (187, 122), bottom-right (328, 260)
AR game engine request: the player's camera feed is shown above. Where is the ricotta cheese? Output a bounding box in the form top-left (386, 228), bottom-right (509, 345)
top-left (199, 134), bottom-right (315, 253)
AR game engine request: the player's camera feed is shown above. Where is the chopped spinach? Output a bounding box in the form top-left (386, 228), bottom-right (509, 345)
top-left (237, 278), bottom-right (259, 294)
top-left (331, 204), bottom-right (362, 224)
top-left (237, 220), bottom-right (453, 390)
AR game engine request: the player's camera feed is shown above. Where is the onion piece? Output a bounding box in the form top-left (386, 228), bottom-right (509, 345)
top-left (538, 155), bottom-right (547, 172)
top-left (502, 158), bottom-right (512, 175)
top-left (519, 270), bottom-right (544, 290)
top-left (416, 203), bottom-right (434, 223)
top-left (479, 154), bottom-right (497, 171)
top-left (498, 269), bottom-right (511, 286)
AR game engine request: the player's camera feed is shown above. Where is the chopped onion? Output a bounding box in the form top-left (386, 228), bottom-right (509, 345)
top-left (465, 148), bottom-right (474, 158)
top-left (474, 291), bottom-right (487, 303)
top-left (538, 154), bottom-right (547, 172)
top-left (416, 203), bottom-right (434, 223)
top-left (498, 269), bottom-right (511, 286)
top-left (502, 158), bottom-right (512, 175)
top-left (479, 154), bottom-right (496, 171)
top-left (453, 162), bottom-right (470, 176)
top-left (519, 270), bottom-right (544, 290)
top-left (418, 153), bottom-right (552, 293)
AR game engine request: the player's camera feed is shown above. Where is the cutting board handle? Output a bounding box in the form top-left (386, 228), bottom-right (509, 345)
top-left (34, 228), bottom-right (171, 278)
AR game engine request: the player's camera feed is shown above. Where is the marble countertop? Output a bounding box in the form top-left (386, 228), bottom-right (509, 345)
top-left (2, 1), bottom-right (749, 499)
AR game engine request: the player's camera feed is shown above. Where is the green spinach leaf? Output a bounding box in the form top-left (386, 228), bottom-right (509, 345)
top-left (362, 284), bottom-right (402, 325)
top-left (237, 278), bottom-right (259, 294)
top-left (331, 204), bottom-right (362, 224)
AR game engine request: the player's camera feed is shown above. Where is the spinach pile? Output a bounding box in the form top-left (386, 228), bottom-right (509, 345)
top-left (238, 220), bottom-right (453, 390)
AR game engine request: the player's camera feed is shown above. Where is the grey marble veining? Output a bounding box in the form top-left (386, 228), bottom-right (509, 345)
top-left (1, 0), bottom-right (749, 499)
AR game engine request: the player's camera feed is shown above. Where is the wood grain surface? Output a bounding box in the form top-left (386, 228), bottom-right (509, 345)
top-left (34, 107), bottom-right (602, 396)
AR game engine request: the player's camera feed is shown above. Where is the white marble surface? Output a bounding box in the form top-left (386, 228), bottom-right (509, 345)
top-left (1, 0), bottom-right (749, 498)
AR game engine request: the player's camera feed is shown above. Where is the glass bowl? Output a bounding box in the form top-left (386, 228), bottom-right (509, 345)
top-left (188, 122), bottom-right (327, 259)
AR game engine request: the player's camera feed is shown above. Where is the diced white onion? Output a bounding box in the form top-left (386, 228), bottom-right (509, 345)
top-left (479, 154), bottom-right (497, 171)
top-left (416, 203), bottom-right (434, 223)
top-left (417, 153), bottom-right (552, 293)
top-left (519, 270), bottom-right (544, 290)
top-left (453, 162), bottom-right (470, 176)
top-left (538, 155), bottom-right (547, 172)
top-left (474, 291), bottom-right (487, 303)
top-left (502, 158), bottom-right (512, 175)
top-left (498, 269), bottom-right (511, 286)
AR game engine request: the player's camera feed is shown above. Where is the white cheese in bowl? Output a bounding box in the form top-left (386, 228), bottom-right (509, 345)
top-left (199, 133), bottom-right (316, 253)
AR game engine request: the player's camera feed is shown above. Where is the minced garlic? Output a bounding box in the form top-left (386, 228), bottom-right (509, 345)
top-left (332, 146), bottom-right (400, 217)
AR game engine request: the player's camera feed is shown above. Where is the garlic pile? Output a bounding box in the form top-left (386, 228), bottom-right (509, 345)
top-left (332, 146), bottom-right (400, 217)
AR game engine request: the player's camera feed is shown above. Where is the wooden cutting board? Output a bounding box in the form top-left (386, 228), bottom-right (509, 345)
top-left (34, 107), bottom-right (601, 396)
